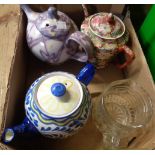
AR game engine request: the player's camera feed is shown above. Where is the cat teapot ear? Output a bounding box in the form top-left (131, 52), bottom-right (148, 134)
top-left (48, 7), bottom-right (58, 19)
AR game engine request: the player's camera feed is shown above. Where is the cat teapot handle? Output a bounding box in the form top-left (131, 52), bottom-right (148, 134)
top-left (66, 31), bottom-right (95, 63)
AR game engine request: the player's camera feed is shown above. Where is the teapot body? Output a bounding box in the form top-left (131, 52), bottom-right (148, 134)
top-left (2, 63), bottom-right (95, 143)
top-left (81, 13), bottom-right (130, 69)
top-left (21, 5), bottom-right (95, 64)
top-left (25, 72), bottom-right (91, 138)
top-left (80, 5), bottom-right (135, 69)
top-left (26, 11), bottom-right (79, 64)
top-left (81, 14), bottom-right (129, 51)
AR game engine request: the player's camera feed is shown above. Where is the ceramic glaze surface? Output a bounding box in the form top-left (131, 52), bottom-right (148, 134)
top-left (21, 5), bottom-right (95, 64)
top-left (81, 11), bottom-right (134, 69)
top-left (25, 73), bottom-right (91, 138)
top-left (2, 63), bottom-right (95, 143)
top-left (26, 11), bottom-right (77, 64)
top-left (81, 14), bottom-right (128, 51)
top-left (89, 13), bottom-right (124, 39)
top-left (36, 72), bottom-right (82, 117)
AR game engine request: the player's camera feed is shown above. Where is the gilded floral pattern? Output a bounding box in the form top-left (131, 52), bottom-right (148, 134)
top-left (81, 13), bottom-right (131, 69)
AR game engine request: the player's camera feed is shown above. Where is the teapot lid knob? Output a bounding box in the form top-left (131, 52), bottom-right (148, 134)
top-left (51, 83), bottom-right (66, 97)
top-left (107, 13), bottom-right (115, 24)
top-left (108, 13), bottom-right (113, 18)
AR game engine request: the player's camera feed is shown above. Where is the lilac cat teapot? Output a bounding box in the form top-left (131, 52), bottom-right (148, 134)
top-left (2, 64), bottom-right (95, 143)
top-left (21, 5), bottom-right (95, 64)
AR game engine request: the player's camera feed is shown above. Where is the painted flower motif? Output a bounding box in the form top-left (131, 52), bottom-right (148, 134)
top-left (91, 16), bottom-right (107, 25)
top-left (98, 23), bottom-right (111, 36)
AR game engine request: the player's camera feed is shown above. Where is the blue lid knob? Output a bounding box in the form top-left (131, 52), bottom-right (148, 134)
top-left (51, 83), bottom-right (66, 97)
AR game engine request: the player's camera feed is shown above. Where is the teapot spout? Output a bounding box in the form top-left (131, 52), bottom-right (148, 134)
top-left (2, 117), bottom-right (39, 144)
top-left (20, 4), bottom-right (38, 21)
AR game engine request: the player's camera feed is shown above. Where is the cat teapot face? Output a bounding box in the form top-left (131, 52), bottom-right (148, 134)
top-left (21, 5), bottom-right (95, 64)
top-left (35, 7), bottom-right (71, 38)
top-left (2, 64), bottom-right (95, 143)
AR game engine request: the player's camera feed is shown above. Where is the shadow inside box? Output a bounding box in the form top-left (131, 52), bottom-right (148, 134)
top-left (9, 115), bottom-right (103, 150)
top-left (25, 50), bottom-right (124, 87)
top-left (25, 50), bottom-right (84, 86)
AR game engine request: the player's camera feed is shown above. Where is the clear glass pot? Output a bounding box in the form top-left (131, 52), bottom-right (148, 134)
top-left (92, 79), bottom-right (153, 149)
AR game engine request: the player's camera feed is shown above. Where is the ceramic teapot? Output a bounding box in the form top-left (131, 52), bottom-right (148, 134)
top-left (81, 5), bottom-right (135, 69)
top-left (21, 4), bottom-right (95, 64)
top-left (2, 64), bottom-right (95, 143)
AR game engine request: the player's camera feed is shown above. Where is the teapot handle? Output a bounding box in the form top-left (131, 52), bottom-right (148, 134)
top-left (115, 45), bottom-right (135, 69)
top-left (102, 132), bottom-right (121, 149)
top-left (65, 31), bottom-right (95, 63)
top-left (76, 63), bottom-right (95, 86)
top-left (82, 4), bottom-right (89, 18)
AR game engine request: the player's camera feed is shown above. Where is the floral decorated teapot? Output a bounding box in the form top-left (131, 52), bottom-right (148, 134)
top-left (81, 5), bottom-right (135, 69)
top-left (21, 4), bottom-right (94, 64)
top-left (2, 64), bottom-right (95, 143)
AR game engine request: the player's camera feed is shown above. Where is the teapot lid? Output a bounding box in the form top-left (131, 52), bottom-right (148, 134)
top-left (35, 72), bottom-right (83, 118)
top-left (89, 12), bottom-right (125, 39)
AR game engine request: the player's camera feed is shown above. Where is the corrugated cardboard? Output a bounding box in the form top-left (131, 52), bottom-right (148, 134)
top-left (0, 4), bottom-right (155, 150)
top-left (0, 4), bottom-right (21, 139)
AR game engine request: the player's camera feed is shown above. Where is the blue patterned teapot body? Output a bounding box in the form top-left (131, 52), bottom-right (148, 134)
top-left (21, 5), bottom-right (94, 64)
top-left (2, 64), bottom-right (95, 143)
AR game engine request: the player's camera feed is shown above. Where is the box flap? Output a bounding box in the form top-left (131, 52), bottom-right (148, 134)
top-left (0, 4), bottom-right (21, 148)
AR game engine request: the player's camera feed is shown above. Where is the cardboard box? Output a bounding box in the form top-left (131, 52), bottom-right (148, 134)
top-left (0, 4), bottom-right (155, 149)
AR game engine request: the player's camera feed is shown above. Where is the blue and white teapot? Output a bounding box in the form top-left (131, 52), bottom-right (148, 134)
top-left (2, 64), bottom-right (95, 143)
